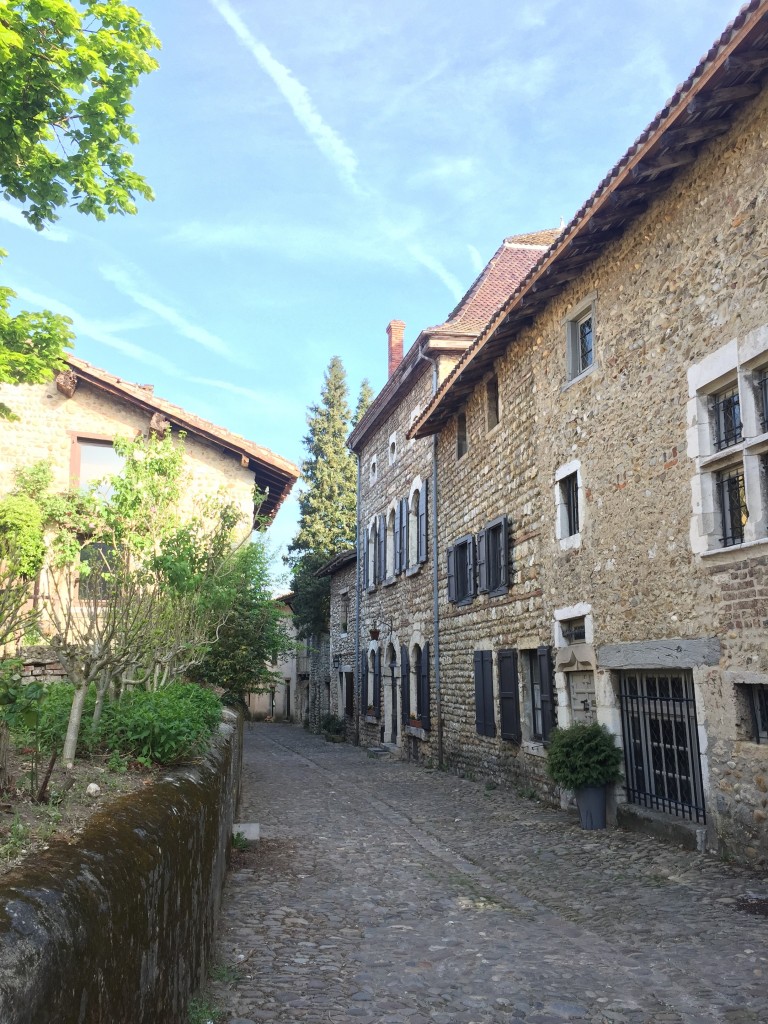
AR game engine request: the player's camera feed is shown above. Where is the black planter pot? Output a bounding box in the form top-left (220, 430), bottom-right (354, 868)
top-left (575, 785), bottom-right (607, 829)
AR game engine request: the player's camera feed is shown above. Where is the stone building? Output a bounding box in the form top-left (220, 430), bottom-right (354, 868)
top-left (407, 1), bottom-right (768, 864)
top-left (348, 233), bottom-right (557, 756)
top-left (0, 355), bottom-right (299, 663)
top-left (316, 549), bottom-right (357, 727)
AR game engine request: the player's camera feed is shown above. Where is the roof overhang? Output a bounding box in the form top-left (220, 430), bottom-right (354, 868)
top-left (409, 0), bottom-right (768, 439)
top-left (64, 357), bottom-right (299, 521)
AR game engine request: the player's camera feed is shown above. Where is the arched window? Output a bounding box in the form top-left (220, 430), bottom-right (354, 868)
top-left (386, 506), bottom-right (396, 579)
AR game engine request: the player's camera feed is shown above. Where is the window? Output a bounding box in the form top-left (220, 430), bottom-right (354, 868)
top-left (406, 482), bottom-right (428, 569)
top-left (565, 296), bottom-right (596, 382)
top-left (456, 410), bottom-right (468, 458)
top-left (688, 332), bottom-right (768, 554)
top-left (477, 515), bottom-right (509, 597)
top-left (386, 507), bottom-right (396, 579)
top-left (73, 438), bottom-right (123, 499)
top-left (486, 375), bottom-right (500, 430)
top-left (717, 467), bottom-right (748, 547)
top-left (712, 385), bottom-right (742, 451)
top-left (363, 521), bottom-right (377, 588)
top-left (473, 650), bottom-right (496, 737)
top-left (561, 616), bottom-right (586, 644)
top-left (339, 591), bottom-right (350, 633)
top-left (447, 535), bottom-right (474, 605)
top-left (388, 433), bottom-right (397, 465)
top-left (410, 641), bottom-right (430, 730)
top-left (747, 685), bottom-right (768, 743)
top-left (526, 647), bottom-right (555, 742)
top-left (369, 456), bottom-right (378, 484)
top-left (78, 541), bottom-right (116, 602)
top-left (561, 474), bottom-right (579, 536)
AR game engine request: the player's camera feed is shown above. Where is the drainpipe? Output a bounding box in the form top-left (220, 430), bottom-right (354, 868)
top-left (354, 452), bottom-right (362, 747)
top-left (420, 352), bottom-right (443, 769)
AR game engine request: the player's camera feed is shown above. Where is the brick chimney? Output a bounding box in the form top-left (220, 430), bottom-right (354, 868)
top-left (387, 320), bottom-right (405, 378)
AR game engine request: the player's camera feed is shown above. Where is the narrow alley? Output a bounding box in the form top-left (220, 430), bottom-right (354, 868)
top-left (212, 724), bottom-right (768, 1024)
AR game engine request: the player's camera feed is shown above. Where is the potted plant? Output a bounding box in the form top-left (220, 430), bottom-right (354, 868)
top-left (546, 722), bottom-right (623, 830)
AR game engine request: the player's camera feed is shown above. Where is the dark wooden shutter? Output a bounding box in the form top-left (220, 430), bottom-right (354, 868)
top-left (418, 482), bottom-right (428, 563)
top-left (473, 651), bottom-right (495, 737)
top-left (377, 514), bottom-right (386, 581)
top-left (447, 544), bottom-right (456, 602)
top-left (400, 497), bottom-right (409, 569)
top-left (498, 649), bottom-right (521, 742)
top-left (537, 645), bottom-right (555, 741)
top-left (467, 536), bottom-right (476, 597)
top-left (360, 652), bottom-right (368, 713)
top-left (363, 529), bottom-right (369, 589)
top-left (394, 501), bottom-right (402, 574)
top-left (373, 647), bottom-right (381, 717)
top-left (400, 644), bottom-right (410, 724)
top-left (499, 516), bottom-right (510, 587)
top-left (420, 641), bottom-right (431, 731)
top-left (477, 528), bottom-right (488, 593)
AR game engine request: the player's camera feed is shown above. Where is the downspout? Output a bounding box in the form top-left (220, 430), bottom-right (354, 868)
top-left (354, 452), bottom-right (362, 747)
top-left (420, 352), bottom-right (443, 769)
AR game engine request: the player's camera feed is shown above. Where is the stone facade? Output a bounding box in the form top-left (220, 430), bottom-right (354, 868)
top-left (342, 6), bottom-right (768, 867)
top-left (410, 18), bottom-right (768, 866)
top-left (325, 554), bottom-right (357, 726)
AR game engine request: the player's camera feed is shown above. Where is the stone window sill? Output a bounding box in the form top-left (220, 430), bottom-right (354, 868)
top-left (364, 714), bottom-right (379, 725)
top-left (405, 724), bottom-right (428, 739)
top-left (700, 536), bottom-right (768, 559)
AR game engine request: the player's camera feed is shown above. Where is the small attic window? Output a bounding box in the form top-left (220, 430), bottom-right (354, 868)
top-left (388, 433), bottom-right (397, 465)
top-left (370, 456), bottom-right (378, 484)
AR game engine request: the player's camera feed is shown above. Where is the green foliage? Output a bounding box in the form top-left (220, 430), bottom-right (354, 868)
top-left (0, 814), bottom-right (30, 862)
top-left (0, 0), bottom-right (160, 228)
top-left (320, 713), bottom-right (345, 737)
top-left (231, 831), bottom-right (249, 852)
top-left (0, 0), bottom-right (159, 416)
top-left (0, 494), bottom-right (45, 577)
top-left (190, 540), bottom-right (293, 700)
top-left (289, 550), bottom-right (331, 640)
top-left (24, 682), bottom-right (95, 755)
top-left (13, 460), bottom-right (53, 501)
top-left (546, 722), bottom-right (624, 791)
top-left (98, 684), bottom-right (221, 766)
top-left (353, 378), bottom-right (374, 426)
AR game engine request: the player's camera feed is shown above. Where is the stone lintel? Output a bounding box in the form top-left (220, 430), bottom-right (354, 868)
top-left (596, 638), bottom-right (721, 670)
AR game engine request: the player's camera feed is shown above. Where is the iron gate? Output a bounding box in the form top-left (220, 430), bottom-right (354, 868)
top-left (619, 670), bottom-right (706, 823)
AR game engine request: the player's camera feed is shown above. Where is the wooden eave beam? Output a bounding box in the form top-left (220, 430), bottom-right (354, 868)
top-left (661, 117), bottom-right (732, 147)
top-left (693, 82), bottom-right (762, 107)
top-left (631, 149), bottom-right (697, 179)
top-left (726, 48), bottom-right (768, 70)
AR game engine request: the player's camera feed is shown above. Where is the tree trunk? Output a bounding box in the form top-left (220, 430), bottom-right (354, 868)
top-left (0, 721), bottom-right (10, 791)
top-left (62, 684), bottom-right (88, 767)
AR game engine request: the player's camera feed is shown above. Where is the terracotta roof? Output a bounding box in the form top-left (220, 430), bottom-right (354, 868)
top-left (64, 356), bottom-right (299, 521)
top-left (347, 232), bottom-right (555, 451)
top-left (410, 0), bottom-right (768, 439)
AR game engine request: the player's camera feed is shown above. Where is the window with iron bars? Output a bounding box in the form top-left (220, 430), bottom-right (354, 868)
top-left (712, 385), bottom-right (742, 451)
top-left (717, 467), bottom-right (747, 547)
top-left (561, 472), bottom-right (579, 537)
top-left (758, 369), bottom-right (768, 433)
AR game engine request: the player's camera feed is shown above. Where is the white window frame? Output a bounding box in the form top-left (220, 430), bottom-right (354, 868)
top-left (563, 293), bottom-right (597, 384)
top-left (554, 459), bottom-right (583, 550)
top-left (687, 325), bottom-right (768, 556)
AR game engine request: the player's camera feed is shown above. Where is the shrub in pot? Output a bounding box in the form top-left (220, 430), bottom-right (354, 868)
top-left (546, 722), bottom-right (623, 830)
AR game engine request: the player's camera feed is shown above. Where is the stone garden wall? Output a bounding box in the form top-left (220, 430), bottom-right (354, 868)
top-left (0, 710), bottom-right (242, 1024)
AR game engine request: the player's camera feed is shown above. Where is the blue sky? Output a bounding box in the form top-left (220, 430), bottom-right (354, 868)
top-left (2, 0), bottom-right (745, 574)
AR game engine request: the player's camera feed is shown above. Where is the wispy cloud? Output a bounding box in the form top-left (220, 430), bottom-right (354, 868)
top-left (100, 264), bottom-right (236, 362)
top-left (467, 245), bottom-right (484, 274)
top-left (208, 0), bottom-right (362, 195)
top-left (206, 0), bottom-right (464, 301)
top-left (0, 205), bottom-right (69, 243)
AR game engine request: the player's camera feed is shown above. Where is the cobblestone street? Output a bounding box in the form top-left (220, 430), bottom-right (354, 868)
top-left (212, 724), bottom-right (768, 1024)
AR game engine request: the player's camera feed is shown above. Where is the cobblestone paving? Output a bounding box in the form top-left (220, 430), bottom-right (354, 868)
top-left (212, 724), bottom-right (768, 1024)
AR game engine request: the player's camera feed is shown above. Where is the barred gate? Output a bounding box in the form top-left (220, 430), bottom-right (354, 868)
top-left (619, 670), bottom-right (706, 823)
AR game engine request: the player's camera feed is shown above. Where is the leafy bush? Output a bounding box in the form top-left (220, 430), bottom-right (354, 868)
top-left (98, 684), bottom-right (221, 766)
top-left (320, 714), bottom-right (345, 737)
top-left (546, 722), bottom-right (623, 791)
top-left (36, 683), bottom-right (97, 754)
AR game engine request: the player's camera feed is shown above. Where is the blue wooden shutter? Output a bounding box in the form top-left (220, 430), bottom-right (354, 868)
top-left (447, 544), bottom-right (456, 602)
top-left (394, 501), bottom-right (402, 574)
top-left (400, 497), bottom-right (409, 569)
top-left (363, 528), bottom-right (369, 589)
top-left (467, 536), bottom-right (476, 598)
top-left (473, 651), bottom-right (486, 735)
top-left (477, 528), bottom-right (488, 593)
top-left (377, 514), bottom-right (386, 581)
top-left (418, 482), bottom-right (428, 563)
top-left (499, 516), bottom-right (509, 587)
top-left (360, 652), bottom-right (368, 713)
top-left (400, 645), bottom-right (410, 724)
top-left (498, 649), bottom-right (520, 742)
top-left (420, 641), bottom-right (431, 731)
top-left (537, 645), bottom-right (555, 741)
top-left (373, 647), bottom-right (381, 716)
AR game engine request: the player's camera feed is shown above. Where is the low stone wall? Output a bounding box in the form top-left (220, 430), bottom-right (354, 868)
top-left (0, 709), bottom-right (242, 1024)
